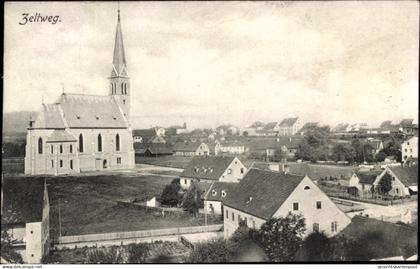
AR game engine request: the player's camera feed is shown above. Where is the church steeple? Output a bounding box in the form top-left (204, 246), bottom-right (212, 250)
top-left (109, 7), bottom-right (131, 120)
top-left (111, 8), bottom-right (128, 78)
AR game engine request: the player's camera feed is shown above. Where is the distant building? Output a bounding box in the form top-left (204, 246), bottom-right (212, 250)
top-left (401, 136), bottom-right (418, 162)
top-left (222, 169), bottom-right (351, 238)
top-left (24, 11), bottom-right (135, 175)
top-left (216, 140), bottom-right (247, 155)
top-left (274, 117), bottom-right (302, 136)
top-left (179, 156), bottom-right (247, 190)
top-left (365, 138), bottom-right (384, 155)
top-left (134, 143), bottom-right (173, 156)
top-left (173, 141), bottom-right (210, 156)
top-left (373, 165), bottom-right (418, 196)
top-left (1, 178), bottom-right (50, 263)
top-left (133, 129), bottom-right (166, 144)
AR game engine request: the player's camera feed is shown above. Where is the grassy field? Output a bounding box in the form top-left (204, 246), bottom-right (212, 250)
top-left (339, 215), bottom-right (418, 259)
top-left (43, 174), bottom-right (221, 238)
top-left (135, 156), bottom-right (193, 169)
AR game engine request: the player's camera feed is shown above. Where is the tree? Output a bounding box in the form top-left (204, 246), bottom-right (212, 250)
top-left (296, 125), bottom-right (330, 162)
top-left (375, 151), bottom-right (387, 162)
top-left (127, 243), bottom-right (149, 263)
top-left (182, 182), bottom-right (203, 216)
top-left (302, 231), bottom-right (331, 261)
top-left (160, 178), bottom-right (182, 206)
top-left (377, 173), bottom-right (393, 195)
top-left (273, 149), bottom-right (287, 162)
top-left (1, 229), bottom-right (23, 263)
top-left (254, 213), bottom-right (306, 262)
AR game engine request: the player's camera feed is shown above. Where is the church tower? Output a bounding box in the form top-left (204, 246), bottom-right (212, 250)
top-left (110, 9), bottom-right (130, 120)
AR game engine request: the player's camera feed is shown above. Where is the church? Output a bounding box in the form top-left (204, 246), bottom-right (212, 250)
top-left (24, 10), bottom-right (135, 175)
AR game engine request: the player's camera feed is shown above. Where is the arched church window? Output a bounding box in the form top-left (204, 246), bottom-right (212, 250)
top-left (70, 144), bottom-right (73, 153)
top-left (116, 134), bottom-right (120, 151)
top-left (98, 134), bottom-right (102, 152)
top-left (79, 134), bottom-right (84, 153)
top-left (121, 83), bottom-right (124, 94)
top-left (60, 144), bottom-right (63, 154)
top-left (38, 138), bottom-right (43, 154)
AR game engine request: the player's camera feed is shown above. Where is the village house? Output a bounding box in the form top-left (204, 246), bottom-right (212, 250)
top-left (274, 117), bottom-right (302, 136)
top-left (214, 140), bottom-right (247, 155)
top-left (204, 181), bottom-right (237, 214)
top-left (222, 169), bottom-right (351, 238)
top-left (133, 129), bottom-right (166, 144)
top-left (173, 141), bottom-right (210, 156)
top-left (134, 143), bottom-right (173, 156)
top-left (373, 164), bottom-right (418, 196)
top-left (1, 178), bottom-right (50, 263)
top-left (348, 171), bottom-right (381, 197)
top-left (401, 136), bottom-right (418, 162)
top-left (24, 11), bottom-right (135, 175)
top-left (365, 138), bottom-right (384, 156)
top-left (179, 156), bottom-right (247, 190)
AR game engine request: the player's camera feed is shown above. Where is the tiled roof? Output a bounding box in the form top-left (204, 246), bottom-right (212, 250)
top-left (264, 122), bottom-right (278, 130)
top-left (389, 165), bottom-right (418, 186)
top-left (241, 136), bottom-right (302, 151)
top-left (133, 129), bottom-right (156, 138)
top-left (46, 129), bottom-right (77, 143)
top-left (355, 171), bottom-right (381, 185)
top-left (134, 143), bottom-right (173, 155)
top-left (173, 141), bottom-right (205, 152)
top-left (180, 156), bottom-right (236, 180)
top-left (287, 163), bottom-right (354, 180)
top-left (223, 169), bottom-right (304, 220)
top-left (2, 178), bottom-right (46, 224)
top-left (32, 104), bottom-right (66, 129)
top-left (59, 94), bottom-right (128, 128)
top-left (400, 119), bottom-right (414, 127)
top-left (204, 182), bottom-right (237, 202)
top-left (278, 117), bottom-right (299, 127)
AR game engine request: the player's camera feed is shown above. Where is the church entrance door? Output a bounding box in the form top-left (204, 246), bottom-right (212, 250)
top-left (103, 159), bottom-right (108, 169)
top-left (95, 158), bottom-right (102, 170)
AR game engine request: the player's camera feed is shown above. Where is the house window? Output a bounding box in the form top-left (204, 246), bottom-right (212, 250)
top-left (232, 213), bottom-right (235, 221)
top-left (38, 138), bottom-right (43, 154)
top-left (252, 219), bottom-right (256, 229)
top-left (331, 221), bottom-right (338, 232)
top-left (226, 210), bottom-right (229, 219)
top-left (51, 160), bottom-right (54, 168)
top-left (316, 201), bottom-right (322, 209)
top-left (70, 144), bottom-right (73, 153)
top-left (60, 144), bottom-right (63, 154)
top-left (98, 134), bottom-right (102, 152)
top-left (116, 134), bottom-right (120, 151)
top-left (293, 202), bottom-right (299, 211)
top-left (184, 179), bottom-right (187, 184)
top-left (60, 160), bottom-right (63, 167)
top-left (240, 168), bottom-right (244, 174)
top-left (313, 223), bottom-right (320, 233)
top-left (117, 157), bottom-right (122, 164)
top-left (79, 134), bottom-right (84, 153)
top-left (304, 186), bottom-right (310, 190)
top-left (227, 169), bottom-right (232, 175)
top-left (212, 190), bottom-right (217, 196)
top-left (70, 160), bottom-right (73, 170)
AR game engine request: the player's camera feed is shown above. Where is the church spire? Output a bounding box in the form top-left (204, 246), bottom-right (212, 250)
top-left (111, 7), bottom-right (127, 77)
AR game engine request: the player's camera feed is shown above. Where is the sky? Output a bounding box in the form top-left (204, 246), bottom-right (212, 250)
top-left (4, 1), bottom-right (419, 129)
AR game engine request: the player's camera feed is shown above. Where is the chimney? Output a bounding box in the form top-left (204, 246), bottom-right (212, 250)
top-left (282, 163), bottom-right (290, 175)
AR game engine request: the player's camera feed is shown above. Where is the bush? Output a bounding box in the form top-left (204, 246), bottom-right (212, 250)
top-left (160, 178), bottom-right (182, 206)
top-left (186, 238), bottom-right (234, 263)
top-left (127, 243), bottom-right (149, 263)
top-left (87, 246), bottom-right (125, 264)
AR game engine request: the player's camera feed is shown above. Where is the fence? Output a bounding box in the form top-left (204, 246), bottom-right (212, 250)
top-left (327, 192), bottom-right (418, 206)
top-left (58, 224), bottom-right (223, 244)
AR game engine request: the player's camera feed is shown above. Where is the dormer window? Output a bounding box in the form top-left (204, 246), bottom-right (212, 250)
top-left (76, 115), bottom-right (81, 120)
top-left (246, 196), bottom-right (253, 204)
top-left (221, 190), bottom-right (227, 197)
top-left (194, 167), bottom-right (199, 173)
top-left (95, 116), bottom-right (99, 120)
top-left (212, 190), bottom-right (217, 196)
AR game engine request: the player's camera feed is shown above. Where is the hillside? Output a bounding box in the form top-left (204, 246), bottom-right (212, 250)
top-left (3, 111), bottom-right (37, 135)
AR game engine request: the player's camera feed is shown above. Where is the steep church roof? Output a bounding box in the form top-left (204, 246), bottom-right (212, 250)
top-left (111, 10), bottom-right (128, 78)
